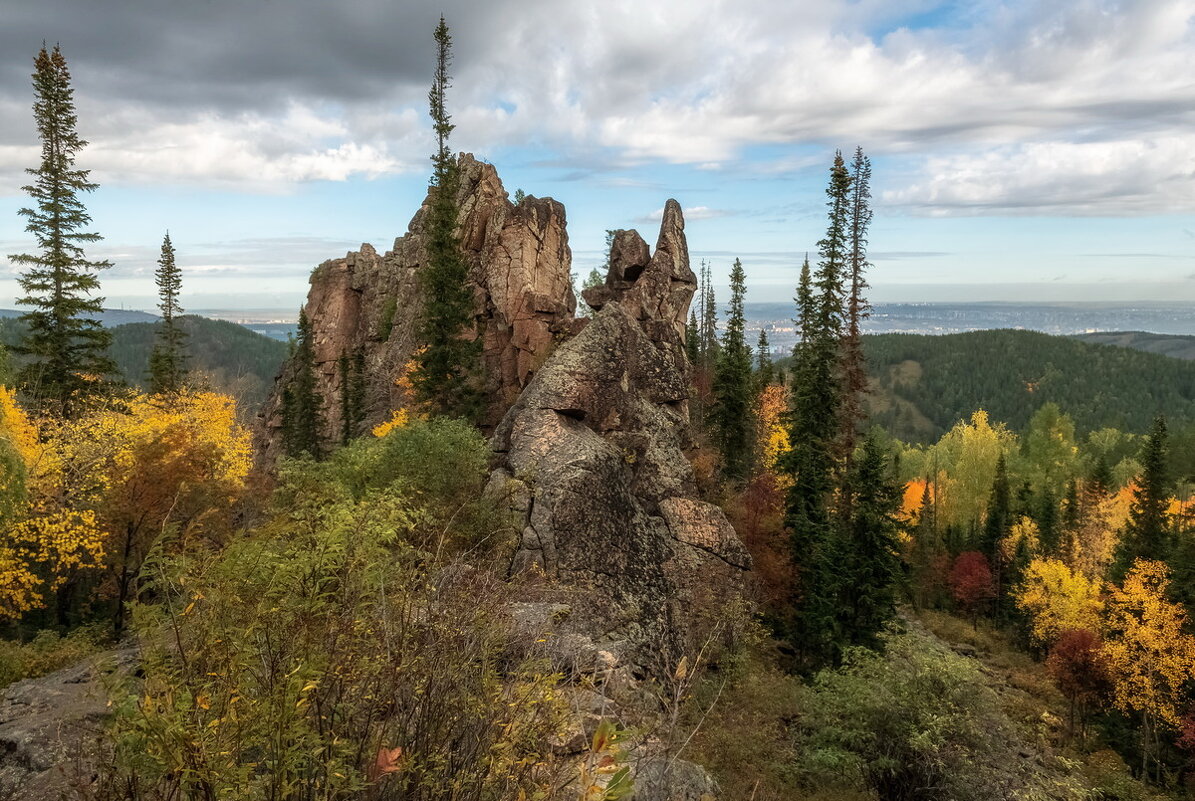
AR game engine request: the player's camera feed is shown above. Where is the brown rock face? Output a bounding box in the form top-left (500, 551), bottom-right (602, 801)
top-left (490, 202), bottom-right (749, 668)
top-left (258, 154), bottom-right (577, 459)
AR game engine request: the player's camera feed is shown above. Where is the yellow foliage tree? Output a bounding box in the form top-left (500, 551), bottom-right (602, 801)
top-left (927, 410), bottom-right (1018, 533)
top-left (0, 389), bottom-right (250, 628)
top-left (1102, 559), bottom-right (1195, 778)
top-left (754, 383), bottom-right (790, 485)
top-left (1014, 557), bottom-right (1103, 645)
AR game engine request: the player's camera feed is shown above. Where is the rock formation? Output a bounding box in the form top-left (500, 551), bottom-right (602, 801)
top-left (258, 154), bottom-right (578, 458)
top-left (488, 200), bottom-right (751, 668)
top-left (0, 648), bottom-right (137, 800)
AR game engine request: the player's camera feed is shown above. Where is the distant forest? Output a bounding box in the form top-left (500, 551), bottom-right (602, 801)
top-left (0, 315), bottom-right (287, 410)
top-left (862, 329), bottom-right (1195, 442)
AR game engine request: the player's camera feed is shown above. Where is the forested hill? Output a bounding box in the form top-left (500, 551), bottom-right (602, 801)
top-left (0, 314), bottom-right (288, 410)
top-left (1074, 330), bottom-right (1195, 361)
top-left (863, 329), bottom-right (1195, 442)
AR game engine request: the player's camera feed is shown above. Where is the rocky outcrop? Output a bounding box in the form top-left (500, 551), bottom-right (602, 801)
top-left (489, 201), bottom-right (750, 668)
top-left (258, 154), bottom-right (577, 459)
top-left (0, 648), bottom-right (136, 801)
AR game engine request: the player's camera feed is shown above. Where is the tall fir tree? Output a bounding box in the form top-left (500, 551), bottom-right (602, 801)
top-left (282, 307), bottom-right (323, 459)
top-left (338, 350), bottom-right (353, 445)
top-left (838, 147), bottom-right (873, 465)
top-left (412, 16), bottom-right (482, 420)
top-left (840, 430), bottom-right (903, 648)
top-left (783, 153), bottom-right (853, 668)
top-left (9, 45), bottom-right (114, 415)
top-left (711, 258), bottom-right (754, 481)
top-left (147, 232), bottom-right (188, 395)
top-left (1114, 415), bottom-right (1171, 578)
top-left (685, 310), bottom-right (700, 366)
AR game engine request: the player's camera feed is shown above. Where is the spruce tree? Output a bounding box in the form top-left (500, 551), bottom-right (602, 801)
top-left (840, 430), bottom-right (903, 648)
top-left (147, 232), bottom-right (188, 395)
top-left (783, 153), bottom-right (853, 668)
top-left (1115, 415), bottom-right (1171, 576)
top-left (282, 307), bottom-right (323, 459)
top-left (412, 16), bottom-right (482, 420)
top-left (10, 45), bottom-right (114, 415)
top-left (686, 310), bottom-right (700, 365)
top-left (711, 258), bottom-right (754, 481)
top-left (756, 328), bottom-right (774, 388)
top-left (838, 147), bottom-right (872, 464)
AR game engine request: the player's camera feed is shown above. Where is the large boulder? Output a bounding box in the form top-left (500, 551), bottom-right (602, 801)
top-left (258, 154), bottom-right (578, 459)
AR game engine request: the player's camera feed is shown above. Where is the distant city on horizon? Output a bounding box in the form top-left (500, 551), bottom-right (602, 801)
top-left (7, 301), bottom-right (1195, 351)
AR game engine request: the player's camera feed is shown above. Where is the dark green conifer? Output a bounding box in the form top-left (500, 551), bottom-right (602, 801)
top-left (839, 147), bottom-right (872, 464)
top-left (282, 307), bottom-right (323, 459)
top-left (840, 430), bottom-right (903, 648)
top-left (783, 153), bottom-right (853, 668)
top-left (412, 16), bottom-right (482, 420)
top-left (686, 310), bottom-right (700, 365)
top-left (712, 258), bottom-right (754, 481)
top-left (147, 232), bottom-right (188, 395)
top-left (10, 45), bottom-right (114, 415)
top-left (1114, 415), bottom-right (1171, 578)
top-left (1037, 486), bottom-right (1059, 555)
top-left (756, 328), bottom-right (774, 388)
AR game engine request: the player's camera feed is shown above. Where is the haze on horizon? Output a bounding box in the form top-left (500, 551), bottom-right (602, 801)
top-left (0, 0), bottom-right (1193, 312)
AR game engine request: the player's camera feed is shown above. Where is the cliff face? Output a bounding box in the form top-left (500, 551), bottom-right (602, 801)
top-left (258, 154), bottom-right (577, 459)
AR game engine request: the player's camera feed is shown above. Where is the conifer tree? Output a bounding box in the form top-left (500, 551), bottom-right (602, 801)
top-left (783, 153), bottom-right (853, 667)
top-left (10, 45), bottom-right (114, 415)
top-left (282, 307), bottom-right (323, 459)
top-left (147, 232), bottom-right (188, 395)
top-left (840, 430), bottom-right (903, 648)
top-left (838, 147), bottom-right (873, 464)
top-left (686, 310), bottom-right (700, 365)
top-left (699, 260), bottom-right (719, 367)
top-left (712, 258), bottom-right (754, 480)
top-left (1115, 415), bottom-right (1171, 577)
top-left (982, 453), bottom-right (1012, 556)
top-left (412, 16), bottom-right (482, 420)
top-left (756, 328), bottom-right (774, 388)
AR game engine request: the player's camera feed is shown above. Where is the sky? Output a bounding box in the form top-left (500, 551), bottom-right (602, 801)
top-left (0, 0), bottom-right (1193, 313)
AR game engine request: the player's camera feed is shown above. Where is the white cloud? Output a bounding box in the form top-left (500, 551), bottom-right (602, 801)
top-left (885, 136), bottom-right (1195, 215)
top-left (0, 0), bottom-right (1193, 213)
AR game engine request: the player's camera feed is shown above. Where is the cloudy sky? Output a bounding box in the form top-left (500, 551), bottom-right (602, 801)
top-left (1, 0), bottom-right (1193, 312)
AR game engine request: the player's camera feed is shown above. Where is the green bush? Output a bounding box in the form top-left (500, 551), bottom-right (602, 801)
top-left (277, 417), bottom-right (510, 557)
top-left (0, 624), bottom-right (106, 688)
top-left (796, 629), bottom-right (1020, 801)
top-left (99, 479), bottom-right (568, 800)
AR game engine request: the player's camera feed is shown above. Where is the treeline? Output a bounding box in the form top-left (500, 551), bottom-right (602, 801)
top-left (863, 329), bottom-right (1195, 442)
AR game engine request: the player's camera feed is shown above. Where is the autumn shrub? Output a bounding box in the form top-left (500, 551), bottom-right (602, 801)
top-left (795, 628), bottom-right (1019, 801)
top-left (96, 479), bottom-right (570, 801)
top-left (0, 623), bottom-right (105, 688)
